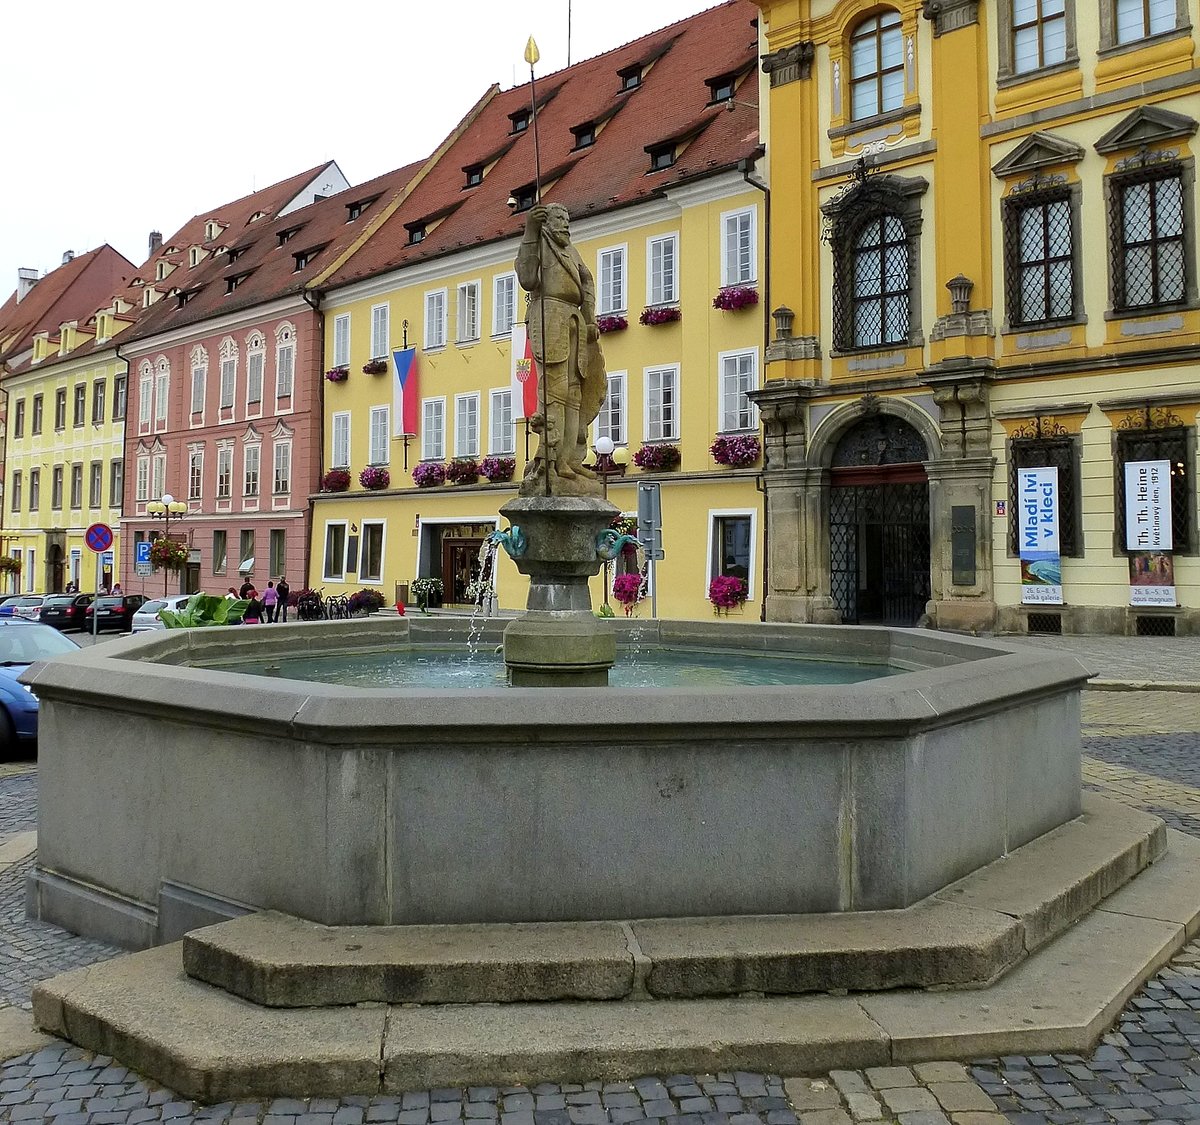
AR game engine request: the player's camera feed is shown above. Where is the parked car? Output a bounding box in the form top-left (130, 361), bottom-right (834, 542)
top-left (39, 594), bottom-right (94, 631)
top-left (131, 594), bottom-right (194, 634)
top-left (0, 596), bottom-right (48, 621)
top-left (0, 619), bottom-right (80, 755)
top-left (83, 594), bottom-right (147, 634)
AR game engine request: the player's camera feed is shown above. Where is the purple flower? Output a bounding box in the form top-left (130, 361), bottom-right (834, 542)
top-left (638, 306), bottom-right (682, 326)
top-left (321, 468), bottom-right (351, 491)
top-left (712, 286), bottom-right (759, 311)
top-left (710, 434), bottom-right (761, 468)
top-left (446, 458), bottom-right (480, 485)
top-left (359, 465), bottom-right (391, 490)
top-left (596, 314), bottom-right (628, 334)
top-left (325, 366), bottom-right (349, 382)
top-left (632, 443), bottom-right (681, 471)
top-left (412, 461), bottom-right (446, 488)
top-left (479, 456), bottom-right (516, 482)
top-left (709, 575), bottom-right (748, 609)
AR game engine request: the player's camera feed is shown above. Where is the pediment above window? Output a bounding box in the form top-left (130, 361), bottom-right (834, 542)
top-left (242, 425), bottom-right (261, 445)
top-left (1094, 106), bottom-right (1197, 155)
top-left (270, 419), bottom-right (294, 441)
top-left (992, 132), bottom-right (1085, 177)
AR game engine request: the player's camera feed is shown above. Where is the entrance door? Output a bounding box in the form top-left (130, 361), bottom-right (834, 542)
top-left (441, 538), bottom-right (485, 605)
top-left (48, 544), bottom-right (64, 594)
top-left (828, 414), bottom-right (931, 627)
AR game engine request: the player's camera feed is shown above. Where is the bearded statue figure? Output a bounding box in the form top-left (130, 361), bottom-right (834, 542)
top-left (514, 203), bottom-right (608, 496)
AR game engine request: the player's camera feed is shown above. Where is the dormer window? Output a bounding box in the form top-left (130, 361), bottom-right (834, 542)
top-left (572, 122), bottom-right (596, 149)
top-left (293, 247), bottom-right (321, 271)
top-left (189, 246), bottom-right (205, 268)
top-left (227, 247), bottom-right (244, 265)
top-left (618, 65), bottom-right (643, 92)
top-left (142, 287), bottom-right (158, 308)
top-left (510, 185), bottom-right (537, 213)
top-left (510, 110), bottom-right (531, 134)
top-left (177, 290), bottom-right (195, 309)
top-left (204, 220), bottom-right (223, 241)
top-left (407, 224), bottom-right (427, 245)
top-left (278, 226), bottom-right (301, 246)
top-left (647, 144), bottom-right (676, 171)
top-left (707, 74), bottom-right (736, 103)
top-left (155, 260), bottom-right (169, 281)
top-left (248, 211), bottom-right (266, 224)
top-left (226, 273), bottom-right (249, 295)
top-left (464, 164), bottom-right (484, 188)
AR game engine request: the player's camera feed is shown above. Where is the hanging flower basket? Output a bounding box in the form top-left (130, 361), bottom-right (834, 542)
top-left (713, 285), bottom-right (759, 311)
top-left (360, 465), bottom-right (390, 490)
top-left (639, 306), bottom-right (681, 327)
top-left (149, 538), bottom-right (190, 571)
top-left (479, 456), bottom-right (516, 483)
top-left (446, 458), bottom-right (480, 485)
top-left (612, 573), bottom-right (645, 617)
top-left (410, 577), bottom-right (443, 612)
top-left (632, 443), bottom-right (681, 472)
top-left (412, 461), bottom-right (447, 488)
top-left (709, 574), bottom-right (748, 611)
top-left (325, 366), bottom-right (349, 383)
top-left (362, 358), bottom-right (388, 375)
top-left (596, 314), bottom-right (628, 334)
top-left (710, 434), bottom-right (762, 468)
top-left (322, 468), bottom-right (351, 492)
top-left (0, 556), bottom-right (22, 575)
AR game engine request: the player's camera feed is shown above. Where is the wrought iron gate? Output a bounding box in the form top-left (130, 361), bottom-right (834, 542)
top-left (830, 480), bottom-right (931, 626)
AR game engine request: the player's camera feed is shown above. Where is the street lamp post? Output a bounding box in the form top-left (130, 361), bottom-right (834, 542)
top-left (593, 437), bottom-right (630, 607)
top-left (145, 493), bottom-right (188, 596)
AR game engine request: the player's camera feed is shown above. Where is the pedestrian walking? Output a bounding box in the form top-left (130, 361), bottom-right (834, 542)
top-left (277, 575), bottom-right (291, 623)
top-left (243, 587), bottom-right (262, 625)
top-left (262, 581), bottom-right (279, 624)
top-left (239, 577), bottom-right (254, 599)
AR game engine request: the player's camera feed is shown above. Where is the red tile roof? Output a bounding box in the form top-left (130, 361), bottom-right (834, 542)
top-left (323, 0), bottom-right (761, 290)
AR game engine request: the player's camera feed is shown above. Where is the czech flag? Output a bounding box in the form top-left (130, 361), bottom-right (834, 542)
top-left (393, 347), bottom-right (418, 436)
top-left (510, 325), bottom-right (539, 420)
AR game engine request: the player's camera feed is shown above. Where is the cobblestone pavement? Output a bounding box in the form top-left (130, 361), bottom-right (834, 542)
top-left (0, 670), bottom-right (1196, 1124)
top-left (997, 635), bottom-right (1200, 686)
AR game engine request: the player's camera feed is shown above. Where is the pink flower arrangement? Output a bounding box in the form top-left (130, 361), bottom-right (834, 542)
top-left (709, 574), bottom-right (748, 610)
top-left (639, 306), bottom-right (682, 327)
top-left (480, 456), bottom-right (516, 482)
top-left (632, 443), bottom-right (681, 472)
top-left (321, 468), bottom-right (351, 492)
top-left (710, 434), bottom-right (761, 468)
top-left (446, 458), bottom-right (480, 485)
top-left (412, 461), bottom-right (446, 488)
top-left (362, 358), bottom-right (388, 375)
top-left (596, 314), bottom-right (628, 334)
top-left (712, 286), bottom-right (759, 311)
top-left (612, 573), bottom-right (644, 616)
top-left (359, 465), bottom-right (390, 490)
top-left (325, 366), bottom-right (349, 383)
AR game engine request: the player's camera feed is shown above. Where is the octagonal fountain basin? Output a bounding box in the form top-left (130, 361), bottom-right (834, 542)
top-left (24, 618), bottom-right (1088, 950)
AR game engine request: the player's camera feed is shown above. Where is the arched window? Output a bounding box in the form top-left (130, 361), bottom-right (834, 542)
top-left (849, 11), bottom-right (903, 121)
top-left (851, 214), bottom-right (909, 348)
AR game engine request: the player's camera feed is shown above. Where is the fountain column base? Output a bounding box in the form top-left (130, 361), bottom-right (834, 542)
top-left (499, 495), bottom-right (620, 688)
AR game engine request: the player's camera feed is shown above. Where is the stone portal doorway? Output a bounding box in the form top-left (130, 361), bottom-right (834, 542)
top-left (828, 415), bottom-right (930, 626)
top-left (441, 538), bottom-right (485, 606)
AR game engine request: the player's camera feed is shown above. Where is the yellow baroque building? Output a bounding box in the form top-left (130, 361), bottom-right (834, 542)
top-left (307, 1), bottom-right (769, 619)
top-left (754, 0), bottom-right (1200, 635)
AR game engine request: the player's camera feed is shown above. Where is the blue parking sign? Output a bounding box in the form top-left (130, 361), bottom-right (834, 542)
top-left (135, 541), bottom-right (152, 566)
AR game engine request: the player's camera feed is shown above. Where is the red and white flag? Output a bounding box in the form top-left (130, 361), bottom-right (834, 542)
top-left (510, 325), bottom-right (539, 421)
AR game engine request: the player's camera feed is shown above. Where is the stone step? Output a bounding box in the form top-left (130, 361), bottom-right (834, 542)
top-left (180, 794), bottom-right (1161, 1007)
top-left (31, 831), bottom-right (1200, 1101)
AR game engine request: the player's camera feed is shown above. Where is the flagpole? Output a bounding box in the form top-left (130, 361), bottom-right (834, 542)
top-left (525, 35), bottom-right (552, 497)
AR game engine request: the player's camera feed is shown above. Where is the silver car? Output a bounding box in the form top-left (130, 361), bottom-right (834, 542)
top-left (130, 594), bottom-right (194, 633)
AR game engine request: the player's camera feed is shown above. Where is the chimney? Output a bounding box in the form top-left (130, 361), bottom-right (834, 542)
top-left (148, 230), bottom-right (163, 257)
top-left (62, 250), bottom-right (75, 266)
top-left (16, 268), bottom-right (37, 303)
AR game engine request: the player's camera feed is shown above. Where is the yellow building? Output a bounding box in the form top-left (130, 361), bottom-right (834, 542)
top-left (753, 0), bottom-right (1200, 635)
top-left (308, 1), bottom-right (768, 619)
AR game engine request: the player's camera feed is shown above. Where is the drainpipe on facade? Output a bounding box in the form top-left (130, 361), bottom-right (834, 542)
top-left (302, 288), bottom-right (324, 589)
top-left (114, 340), bottom-right (131, 591)
top-left (740, 156), bottom-right (771, 622)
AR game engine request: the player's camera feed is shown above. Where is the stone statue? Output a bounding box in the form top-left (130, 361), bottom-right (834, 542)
top-left (515, 203), bottom-right (608, 496)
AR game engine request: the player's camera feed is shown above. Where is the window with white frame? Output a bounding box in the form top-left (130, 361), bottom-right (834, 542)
top-left (216, 447), bottom-right (233, 499)
top-left (244, 444), bottom-right (260, 497)
top-left (273, 441), bottom-right (291, 494)
top-left (323, 523), bottom-right (347, 580)
top-left (493, 273), bottom-right (517, 336)
top-left (155, 363), bottom-right (169, 428)
top-left (110, 459), bottom-right (123, 508)
top-left (360, 521), bottom-right (385, 582)
top-left (371, 304), bottom-right (390, 359)
top-left (719, 350), bottom-right (758, 432)
top-left (151, 453), bottom-right (166, 500)
top-left (247, 340), bottom-right (264, 405)
top-left (456, 281), bottom-right (481, 343)
top-left (597, 247), bottom-right (627, 314)
top-left (721, 209), bottom-right (757, 286)
top-left (369, 405), bottom-right (390, 465)
top-left (136, 455), bottom-right (150, 502)
top-left (489, 389), bottom-right (514, 454)
top-left (188, 450), bottom-right (203, 500)
top-left (596, 372), bottom-right (627, 446)
top-left (644, 365), bottom-right (680, 442)
top-left (220, 356), bottom-right (236, 409)
top-left (422, 398), bottom-right (446, 461)
top-left (1115, 0), bottom-right (1177, 43)
top-left (88, 461), bottom-right (101, 508)
top-left (455, 393), bottom-right (480, 457)
top-left (709, 511), bottom-right (755, 597)
top-left (138, 367), bottom-right (152, 425)
top-left (333, 314), bottom-right (351, 367)
top-left (647, 235), bottom-right (679, 306)
top-left (190, 360), bottom-right (206, 414)
top-left (424, 289), bottom-right (447, 349)
top-left (332, 411), bottom-right (351, 468)
top-left (275, 327), bottom-right (295, 397)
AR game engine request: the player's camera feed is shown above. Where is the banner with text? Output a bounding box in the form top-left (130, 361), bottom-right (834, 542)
top-left (1125, 459), bottom-right (1175, 606)
top-left (1018, 465), bottom-right (1063, 605)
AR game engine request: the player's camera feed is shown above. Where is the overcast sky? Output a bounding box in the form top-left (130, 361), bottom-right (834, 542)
top-left (2, 0), bottom-right (712, 297)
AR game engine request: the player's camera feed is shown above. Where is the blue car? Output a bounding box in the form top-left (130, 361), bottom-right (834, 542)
top-left (0, 620), bottom-right (80, 755)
